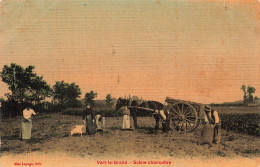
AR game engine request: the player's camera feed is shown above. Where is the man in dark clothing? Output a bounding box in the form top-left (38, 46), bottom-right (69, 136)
top-left (162, 111), bottom-right (171, 133)
top-left (154, 102), bottom-right (171, 133)
top-left (82, 105), bottom-right (96, 135)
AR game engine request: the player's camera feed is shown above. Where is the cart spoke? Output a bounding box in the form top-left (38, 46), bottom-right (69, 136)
top-left (181, 103), bottom-right (184, 115)
top-left (171, 108), bottom-right (180, 116)
top-left (171, 115), bottom-right (179, 119)
top-left (185, 116), bottom-right (195, 118)
top-left (185, 111), bottom-right (195, 116)
top-left (176, 105), bottom-right (181, 114)
top-left (185, 119), bottom-right (195, 124)
top-left (187, 119), bottom-right (196, 122)
top-left (185, 119), bottom-right (191, 122)
top-left (183, 106), bottom-right (189, 115)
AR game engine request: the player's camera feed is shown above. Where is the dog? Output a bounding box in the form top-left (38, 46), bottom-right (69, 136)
top-left (71, 125), bottom-right (86, 136)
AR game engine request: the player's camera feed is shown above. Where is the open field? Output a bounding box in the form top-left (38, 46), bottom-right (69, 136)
top-left (1, 106), bottom-right (259, 159)
top-left (215, 106), bottom-right (259, 114)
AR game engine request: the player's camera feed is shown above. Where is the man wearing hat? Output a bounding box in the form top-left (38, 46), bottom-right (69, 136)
top-left (203, 105), bottom-right (221, 144)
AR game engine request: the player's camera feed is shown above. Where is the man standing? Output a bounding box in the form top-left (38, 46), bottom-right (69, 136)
top-left (155, 102), bottom-right (171, 133)
top-left (203, 105), bottom-right (221, 144)
top-left (21, 103), bottom-right (36, 140)
top-left (82, 104), bottom-right (96, 135)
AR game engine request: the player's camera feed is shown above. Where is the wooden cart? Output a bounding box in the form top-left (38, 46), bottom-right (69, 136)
top-left (165, 97), bottom-right (205, 132)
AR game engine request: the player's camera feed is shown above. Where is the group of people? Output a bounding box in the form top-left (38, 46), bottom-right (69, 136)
top-left (21, 103), bottom-right (221, 145)
top-left (82, 104), bottom-right (132, 134)
top-left (82, 104), bottom-right (105, 135)
top-left (113, 103), bottom-right (221, 145)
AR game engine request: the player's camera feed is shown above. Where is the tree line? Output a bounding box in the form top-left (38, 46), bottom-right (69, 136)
top-left (0, 63), bottom-right (114, 117)
top-left (1, 63), bottom-right (257, 117)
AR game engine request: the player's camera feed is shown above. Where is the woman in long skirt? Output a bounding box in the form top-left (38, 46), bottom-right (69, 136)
top-left (121, 106), bottom-right (131, 130)
top-left (82, 105), bottom-right (96, 135)
top-left (21, 105), bottom-right (36, 140)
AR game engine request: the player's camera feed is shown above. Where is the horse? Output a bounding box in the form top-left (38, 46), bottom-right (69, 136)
top-left (115, 98), bottom-right (169, 130)
top-left (139, 100), bottom-right (168, 130)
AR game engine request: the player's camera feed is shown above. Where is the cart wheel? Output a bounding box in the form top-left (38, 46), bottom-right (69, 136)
top-left (169, 102), bottom-right (198, 132)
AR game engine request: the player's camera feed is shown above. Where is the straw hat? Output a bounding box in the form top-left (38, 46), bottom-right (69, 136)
top-left (204, 105), bottom-right (211, 112)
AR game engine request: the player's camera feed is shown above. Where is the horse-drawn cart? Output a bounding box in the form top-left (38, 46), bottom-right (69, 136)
top-left (166, 97), bottom-right (205, 132)
top-left (116, 97), bottom-right (206, 132)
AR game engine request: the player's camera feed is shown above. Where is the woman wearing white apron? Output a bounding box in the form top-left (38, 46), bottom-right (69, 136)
top-left (121, 106), bottom-right (131, 130)
top-left (21, 105), bottom-right (36, 140)
top-left (95, 114), bottom-right (105, 132)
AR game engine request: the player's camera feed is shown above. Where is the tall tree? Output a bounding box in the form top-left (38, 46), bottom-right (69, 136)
top-left (241, 85), bottom-right (247, 103)
top-left (247, 85), bottom-right (256, 103)
top-left (105, 94), bottom-right (114, 108)
top-left (53, 81), bottom-right (82, 108)
top-left (241, 85), bottom-right (257, 104)
top-left (0, 63), bottom-right (52, 105)
top-left (84, 91), bottom-right (97, 106)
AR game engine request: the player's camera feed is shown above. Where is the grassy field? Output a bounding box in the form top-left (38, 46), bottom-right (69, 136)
top-left (1, 106), bottom-right (260, 159)
top-left (215, 106), bottom-right (259, 114)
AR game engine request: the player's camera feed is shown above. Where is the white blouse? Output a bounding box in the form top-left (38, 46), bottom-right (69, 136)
top-left (23, 108), bottom-right (36, 119)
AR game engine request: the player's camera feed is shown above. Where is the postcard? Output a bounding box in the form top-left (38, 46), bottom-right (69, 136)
top-left (0, 0), bottom-right (259, 167)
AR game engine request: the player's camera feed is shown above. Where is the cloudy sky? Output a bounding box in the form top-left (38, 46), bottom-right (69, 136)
top-left (0, 0), bottom-right (259, 103)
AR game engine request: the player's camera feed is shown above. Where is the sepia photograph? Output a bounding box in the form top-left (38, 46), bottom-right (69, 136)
top-left (0, 0), bottom-right (259, 166)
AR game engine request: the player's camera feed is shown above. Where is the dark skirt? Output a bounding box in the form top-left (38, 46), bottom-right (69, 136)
top-left (86, 115), bottom-right (96, 135)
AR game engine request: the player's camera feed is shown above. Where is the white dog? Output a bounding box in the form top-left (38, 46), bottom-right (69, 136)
top-left (71, 125), bottom-right (86, 136)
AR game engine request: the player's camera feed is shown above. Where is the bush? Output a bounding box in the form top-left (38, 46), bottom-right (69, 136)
top-left (0, 99), bottom-right (84, 117)
top-left (61, 107), bottom-right (155, 117)
top-left (34, 102), bottom-right (53, 113)
top-left (220, 113), bottom-right (260, 136)
top-left (62, 108), bottom-right (84, 116)
top-left (210, 103), bottom-right (245, 107)
top-left (33, 103), bottom-right (65, 113)
top-left (0, 99), bottom-right (26, 117)
top-left (96, 110), bottom-right (123, 117)
top-left (97, 108), bottom-right (153, 117)
top-left (62, 109), bottom-right (123, 117)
